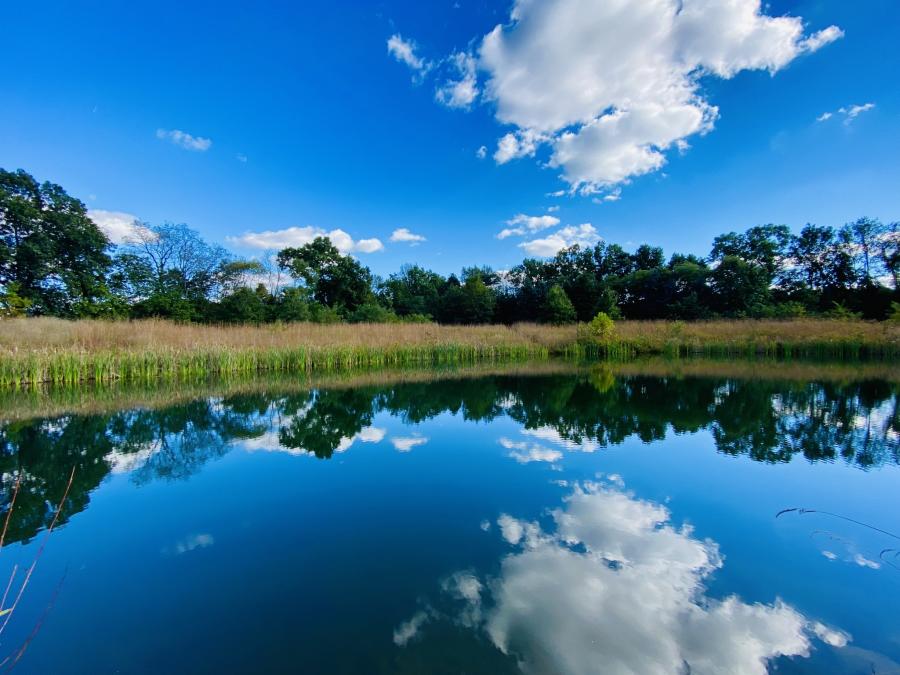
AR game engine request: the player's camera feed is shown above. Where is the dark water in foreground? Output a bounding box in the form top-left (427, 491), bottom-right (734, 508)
top-left (0, 368), bottom-right (898, 673)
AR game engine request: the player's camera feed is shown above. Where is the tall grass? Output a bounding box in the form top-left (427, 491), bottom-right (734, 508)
top-left (0, 317), bottom-right (897, 387)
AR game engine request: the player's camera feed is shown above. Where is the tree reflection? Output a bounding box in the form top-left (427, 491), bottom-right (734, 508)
top-left (1, 371), bottom-right (897, 545)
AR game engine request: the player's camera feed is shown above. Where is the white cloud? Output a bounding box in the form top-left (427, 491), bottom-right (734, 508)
top-left (547, 205), bottom-right (560, 213)
top-left (393, 610), bottom-right (431, 646)
top-left (396, 0), bottom-right (841, 195)
top-left (354, 238), bottom-right (385, 254)
top-left (388, 34), bottom-right (430, 75)
top-left (522, 426), bottom-right (600, 453)
top-left (88, 209), bottom-right (150, 244)
top-left (236, 153), bottom-right (248, 163)
top-left (497, 213), bottom-right (560, 239)
top-left (817, 103), bottom-right (875, 126)
top-left (494, 129), bottom-right (546, 164)
top-left (436, 52), bottom-right (479, 109)
top-left (520, 223), bottom-right (600, 257)
top-left (839, 103), bottom-right (875, 125)
top-left (155, 128), bottom-right (212, 151)
top-left (811, 622), bottom-right (851, 648)
top-left (801, 25), bottom-right (845, 53)
top-left (499, 438), bottom-right (563, 464)
top-left (228, 226), bottom-right (384, 254)
top-left (396, 483), bottom-right (850, 674)
top-left (392, 436), bottom-right (429, 452)
top-left (476, 145), bottom-right (488, 159)
top-left (390, 228), bottom-right (426, 244)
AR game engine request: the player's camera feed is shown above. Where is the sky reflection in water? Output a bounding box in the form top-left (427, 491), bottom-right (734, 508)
top-left (0, 370), bottom-right (898, 673)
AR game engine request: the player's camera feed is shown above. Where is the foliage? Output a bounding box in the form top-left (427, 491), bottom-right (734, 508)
top-left (0, 168), bottom-right (112, 315)
top-left (1, 167), bottom-right (899, 325)
top-left (0, 282), bottom-right (32, 318)
top-left (587, 311), bottom-right (616, 342)
top-left (544, 285), bottom-right (577, 325)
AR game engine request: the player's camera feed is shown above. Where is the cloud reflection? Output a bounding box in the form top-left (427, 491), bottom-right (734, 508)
top-left (395, 482), bottom-right (848, 674)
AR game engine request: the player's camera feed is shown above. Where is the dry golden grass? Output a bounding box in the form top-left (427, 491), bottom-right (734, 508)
top-left (0, 318), bottom-right (577, 353)
top-left (0, 317), bottom-right (897, 387)
top-left (609, 318), bottom-right (900, 348)
top-left (3, 317), bottom-right (897, 355)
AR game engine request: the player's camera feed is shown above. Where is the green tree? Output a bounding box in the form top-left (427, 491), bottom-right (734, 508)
top-left (710, 224), bottom-right (790, 283)
top-left (544, 284), bottom-right (577, 324)
top-left (382, 264), bottom-right (443, 318)
top-left (217, 286), bottom-right (267, 323)
top-left (277, 237), bottom-right (373, 314)
top-left (0, 168), bottom-right (112, 315)
top-left (708, 255), bottom-right (770, 316)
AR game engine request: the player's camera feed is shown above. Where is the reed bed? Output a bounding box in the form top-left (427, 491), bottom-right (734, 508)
top-left (599, 318), bottom-right (900, 359)
top-left (0, 317), bottom-right (897, 387)
top-left (0, 361), bottom-right (581, 422)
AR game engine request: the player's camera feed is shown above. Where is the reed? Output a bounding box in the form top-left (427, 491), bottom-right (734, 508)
top-left (0, 317), bottom-right (897, 387)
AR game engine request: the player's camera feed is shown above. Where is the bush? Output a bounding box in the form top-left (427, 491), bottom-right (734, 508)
top-left (824, 301), bottom-right (862, 321)
top-left (0, 283), bottom-right (33, 318)
top-left (347, 303), bottom-right (398, 323)
top-left (309, 304), bottom-right (342, 324)
top-left (887, 302), bottom-right (900, 324)
top-left (587, 311), bottom-right (616, 341)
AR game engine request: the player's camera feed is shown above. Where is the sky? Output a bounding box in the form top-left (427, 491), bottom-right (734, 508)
top-left (1, 0), bottom-right (898, 277)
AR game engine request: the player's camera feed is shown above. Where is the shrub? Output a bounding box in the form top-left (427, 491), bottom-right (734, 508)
top-left (587, 311), bottom-right (616, 341)
top-left (347, 303), bottom-right (398, 324)
top-left (824, 301), bottom-right (862, 321)
top-left (887, 302), bottom-right (900, 324)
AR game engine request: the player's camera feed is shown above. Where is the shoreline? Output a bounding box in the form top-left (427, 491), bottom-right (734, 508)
top-left (1, 317), bottom-right (898, 387)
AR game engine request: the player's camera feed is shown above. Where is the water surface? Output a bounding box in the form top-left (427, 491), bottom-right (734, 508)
top-left (1, 366), bottom-right (898, 673)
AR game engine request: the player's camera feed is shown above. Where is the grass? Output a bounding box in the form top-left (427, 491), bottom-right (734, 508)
top-left (1, 355), bottom-right (897, 422)
top-left (589, 318), bottom-right (900, 360)
top-left (0, 317), bottom-right (898, 387)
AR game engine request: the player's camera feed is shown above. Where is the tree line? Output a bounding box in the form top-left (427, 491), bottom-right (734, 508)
top-left (2, 167), bottom-right (898, 323)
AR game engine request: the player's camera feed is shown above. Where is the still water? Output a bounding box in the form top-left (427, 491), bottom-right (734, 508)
top-left (0, 365), bottom-right (898, 673)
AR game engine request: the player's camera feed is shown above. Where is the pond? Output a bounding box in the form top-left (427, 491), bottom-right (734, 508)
top-left (0, 363), bottom-right (898, 673)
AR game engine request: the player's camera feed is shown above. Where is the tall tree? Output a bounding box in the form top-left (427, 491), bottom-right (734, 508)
top-left (277, 237), bottom-right (373, 313)
top-left (0, 168), bottom-right (112, 315)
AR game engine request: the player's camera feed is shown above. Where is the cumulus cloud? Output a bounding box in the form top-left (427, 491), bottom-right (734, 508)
top-left (476, 145), bottom-right (488, 159)
top-left (496, 213), bottom-right (560, 239)
top-left (499, 438), bottom-right (563, 464)
top-left (390, 227), bottom-right (426, 244)
top-left (393, 610), bottom-right (431, 646)
top-left (520, 223), bottom-right (600, 257)
top-left (388, 34), bottom-right (430, 76)
top-left (494, 129), bottom-right (546, 164)
top-left (88, 209), bottom-right (150, 244)
top-left (394, 0), bottom-right (841, 195)
top-left (392, 435), bottom-right (429, 452)
top-left (522, 426), bottom-right (600, 453)
top-left (396, 483), bottom-right (849, 674)
top-left (227, 226), bottom-right (384, 254)
top-left (436, 52), bottom-right (479, 109)
top-left (155, 128), bottom-right (212, 151)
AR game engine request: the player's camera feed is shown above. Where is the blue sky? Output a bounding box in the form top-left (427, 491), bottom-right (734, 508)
top-left (2, 0), bottom-right (897, 276)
